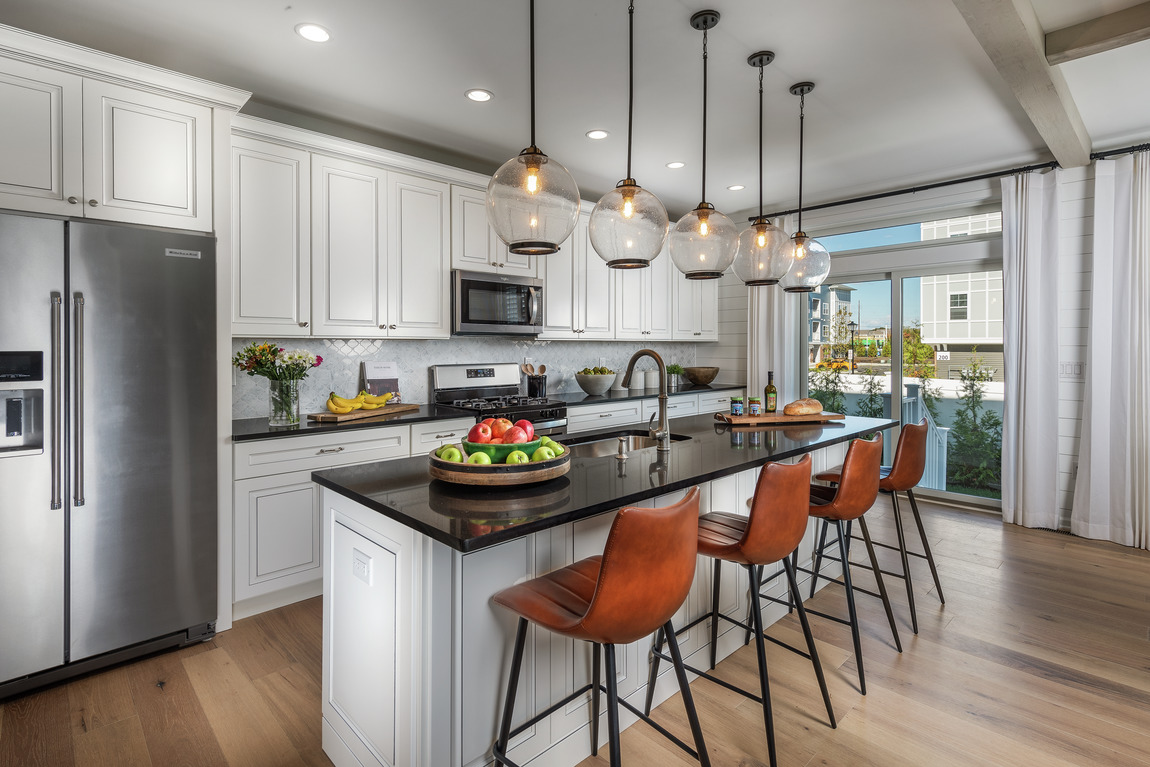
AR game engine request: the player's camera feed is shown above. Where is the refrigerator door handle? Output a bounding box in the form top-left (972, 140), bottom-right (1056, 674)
top-left (51, 292), bottom-right (63, 510)
top-left (73, 292), bottom-right (85, 507)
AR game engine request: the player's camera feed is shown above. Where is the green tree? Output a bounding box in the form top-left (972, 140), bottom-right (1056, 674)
top-left (903, 322), bottom-right (936, 379)
top-left (808, 368), bottom-right (846, 414)
top-left (918, 374), bottom-right (943, 422)
top-left (855, 368), bottom-right (885, 418)
top-left (947, 352), bottom-right (1002, 491)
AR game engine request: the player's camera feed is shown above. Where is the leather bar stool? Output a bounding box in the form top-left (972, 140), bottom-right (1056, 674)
top-left (792, 435), bottom-right (901, 695)
top-left (642, 457), bottom-right (835, 767)
top-left (812, 419), bottom-right (945, 635)
top-left (491, 487), bottom-right (710, 767)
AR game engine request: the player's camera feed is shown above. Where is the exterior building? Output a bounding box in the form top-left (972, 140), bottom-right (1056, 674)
top-left (920, 271), bottom-right (1005, 381)
top-left (808, 284), bottom-right (855, 363)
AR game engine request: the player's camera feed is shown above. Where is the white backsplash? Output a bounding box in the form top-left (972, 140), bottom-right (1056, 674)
top-left (231, 337), bottom-right (698, 419)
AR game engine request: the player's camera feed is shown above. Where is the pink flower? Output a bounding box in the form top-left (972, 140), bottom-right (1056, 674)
top-left (314, 356), bottom-right (324, 367)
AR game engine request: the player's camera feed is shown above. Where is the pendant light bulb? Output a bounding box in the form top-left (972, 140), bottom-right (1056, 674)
top-left (487, 0), bottom-right (580, 256)
top-left (669, 10), bottom-right (739, 280)
top-left (780, 82), bottom-right (831, 293)
top-left (589, 1), bottom-right (669, 269)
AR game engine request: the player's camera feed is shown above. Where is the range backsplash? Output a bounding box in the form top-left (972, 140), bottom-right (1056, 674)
top-left (231, 337), bottom-right (697, 419)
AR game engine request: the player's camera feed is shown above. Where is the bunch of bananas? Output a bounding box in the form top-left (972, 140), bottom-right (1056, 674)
top-left (326, 390), bottom-right (393, 414)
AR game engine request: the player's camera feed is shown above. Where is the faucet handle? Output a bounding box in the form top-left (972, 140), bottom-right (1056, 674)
top-left (648, 411), bottom-right (658, 437)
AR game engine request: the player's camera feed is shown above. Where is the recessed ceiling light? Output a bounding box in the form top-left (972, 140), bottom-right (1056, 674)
top-left (666, 161), bottom-right (685, 169)
top-left (727, 184), bottom-right (745, 191)
top-left (466, 89), bottom-right (493, 102)
top-left (295, 23), bottom-right (330, 43)
top-left (586, 129), bottom-right (609, 140)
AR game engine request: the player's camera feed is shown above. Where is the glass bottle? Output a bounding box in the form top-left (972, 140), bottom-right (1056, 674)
top-left (764, 371), bottom-right (777, 414)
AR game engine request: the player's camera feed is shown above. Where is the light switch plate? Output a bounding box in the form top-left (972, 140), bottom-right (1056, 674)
top-left (352, 548), bottom-right (372, 585)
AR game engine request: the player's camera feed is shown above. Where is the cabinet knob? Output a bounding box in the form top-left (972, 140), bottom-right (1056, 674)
top-left (379, 324), bottom-right (387, 329)
top-left (390, 324), bottom-right (397, 330)
top-left (87, 199), bottom-right (98, 207)
top-left (67, 196), bottom-right (79, 205)
top-left (299, 321), bottom-right (309, 328)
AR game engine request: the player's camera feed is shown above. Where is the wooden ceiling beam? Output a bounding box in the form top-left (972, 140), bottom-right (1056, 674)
top-left (951, 0), bottom-right (1092, 167)
top-left (1046, 1), bottom-right (1150, 65)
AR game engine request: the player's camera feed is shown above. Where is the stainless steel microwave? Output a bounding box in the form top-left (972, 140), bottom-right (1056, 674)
top-left (452, 270), bottom-right (543, 335)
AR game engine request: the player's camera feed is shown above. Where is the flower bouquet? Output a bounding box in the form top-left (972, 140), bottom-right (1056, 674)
top-left (233, 342), bottom-right (323, 426)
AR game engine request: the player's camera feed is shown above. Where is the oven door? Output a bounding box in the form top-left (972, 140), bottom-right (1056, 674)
top-left (529, 418), bottom-right (567, 437)
top-left (453, 270), bottom-right (542, 335)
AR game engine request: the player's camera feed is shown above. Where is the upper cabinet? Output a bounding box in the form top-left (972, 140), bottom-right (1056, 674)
top-left (673, 271), bottom-right (719, 341)
top-left (539, 209), bottom-right (614, 339)
top-left (0, 30), bottom-right (247, 231)
top-left (386, 172), bottom-right (450, 338)
top-left (614, 243), bottom-right (674, 341)
top-left (450, 185), bottom-right (535, 278)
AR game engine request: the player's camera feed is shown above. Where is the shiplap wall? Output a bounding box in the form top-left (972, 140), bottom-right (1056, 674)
top-left (696, 271), bottom-right (748, 386)
top-left (1057, 165), bottom-right (1093, 523)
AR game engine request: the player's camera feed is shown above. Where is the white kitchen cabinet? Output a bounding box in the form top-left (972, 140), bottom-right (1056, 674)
top-left (672, 271), bottom-right (719, 341)
top-left (565, 399), bottom-right (644, 433)
top-left (450, 185), bottom-right (535, 277)
top-left (614, 246), bottom-right (673, 341)
top-left (387, 171), bottom-right (451, 338)
top-left (642, 394), bottom-right (699, 422)
top-left (539, 209), bottom-right (614, 339)
top-left (231, 136), bottom-right (311, 336)
top-left (0, 53), bottom-right (218, 231)
top-left (698, 388), bottom-right (743, 414)
top-left (410, 417), bottom-right (476, 455)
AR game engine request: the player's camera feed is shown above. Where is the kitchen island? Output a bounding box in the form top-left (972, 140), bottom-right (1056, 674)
top-left (313, 414), bottom-right (897, 767)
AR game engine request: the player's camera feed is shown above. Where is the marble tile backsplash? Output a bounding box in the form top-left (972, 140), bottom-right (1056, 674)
top-left (231, 337), bottom-right (698, 419)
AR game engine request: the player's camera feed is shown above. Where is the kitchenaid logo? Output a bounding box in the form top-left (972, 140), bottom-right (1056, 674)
top-left (165, 248), bottom-right (201, 259)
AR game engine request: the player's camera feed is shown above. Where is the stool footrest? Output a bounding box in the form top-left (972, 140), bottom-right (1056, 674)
top-left (615, 688), bottom-right (701, 760)
top-left (651, 649), bottom-right (764, 706)
top-left (500, 681), bottom-right (595, 745)
top-left (799, 605), bottom-right (854, 628)
top-left (851, 534), bottom-right (930, 560)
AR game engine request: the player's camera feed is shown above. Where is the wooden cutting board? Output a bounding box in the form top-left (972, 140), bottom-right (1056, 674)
top-left (308, 402), bottom-right (421, 422)
top-left (714, 411), bottom-right (845, 426)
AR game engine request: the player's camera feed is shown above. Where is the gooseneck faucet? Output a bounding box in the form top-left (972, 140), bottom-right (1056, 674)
top-left (622, 349), bottom-right (670, 452)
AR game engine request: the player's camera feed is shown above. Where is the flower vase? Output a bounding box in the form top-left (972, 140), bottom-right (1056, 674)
top-left (269, 379), bottom-right (300, 427)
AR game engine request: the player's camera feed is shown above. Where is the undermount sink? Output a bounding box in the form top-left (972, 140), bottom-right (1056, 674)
top-left (565, 430), bottom-right (691, 458)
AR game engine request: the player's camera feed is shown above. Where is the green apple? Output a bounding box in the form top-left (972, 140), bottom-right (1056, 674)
top-left (439, 446), bottom-right (464, 463)
top-left (548, 442), bottom-right (567, 456)
top-left (538, 435), bottom-right (554, 445)
top-left (467, 452), bottom-right (492, 465)
top-left (531, 445), bottom-right (556, 462)
top-left (505, 450), bottom-right (530, 464)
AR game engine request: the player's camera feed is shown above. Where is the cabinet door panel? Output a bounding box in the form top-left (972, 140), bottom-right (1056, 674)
top-left (233, 471), bottom-right (322, 602)
top-left (672, 271), bottom-right (696, 339)
top-left (450, 185), bottom-right (495, 272)
top-left (388, 173), bottom-right (449, 337)
top-left (231, 137), bottom-right (310, 336)
top-left (82, 80), bottom-right (212, 230)
top-left (539, 236), bottom-right (576, 338)
top-left (613, 268), bottom-right (645, 340)
top-left (648, 252), bottom-right (674, 339)
top-left (311, 155), bottom-right (386, 336)
top-left (697, 277), bottom-right (719, 340)
top-left (0, 62), bottom-right (82, 215)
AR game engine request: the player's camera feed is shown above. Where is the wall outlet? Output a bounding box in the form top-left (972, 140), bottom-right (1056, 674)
top-left (352, 548), bottom-right (372, 585)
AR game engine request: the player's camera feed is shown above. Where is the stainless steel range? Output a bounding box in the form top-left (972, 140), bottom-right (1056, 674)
top-left (430, 363), bottom-right (568, 436)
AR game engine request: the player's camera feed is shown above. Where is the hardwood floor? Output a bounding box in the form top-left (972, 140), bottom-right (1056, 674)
top-left (2, 497), bottom-right (1149, 767)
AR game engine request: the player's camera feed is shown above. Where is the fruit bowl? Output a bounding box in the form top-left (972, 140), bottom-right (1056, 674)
top-left (575, 373), bottom-right (615, 396)
top-left (683, 366), bottom-right (720, 386)
top-left (462, 438), bottom-right (543, 463)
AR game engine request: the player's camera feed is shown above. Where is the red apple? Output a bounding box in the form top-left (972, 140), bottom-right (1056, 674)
top-left (467, 423), bottom-right (492, 443)
top-left (503, 426), bottom-right (529, 443)
top-left (489, 418), bottom-right (514, 440)
top-left (481, 417), bottom-right (496, 426)
top-left (513, 419), bottom-right (535, 441)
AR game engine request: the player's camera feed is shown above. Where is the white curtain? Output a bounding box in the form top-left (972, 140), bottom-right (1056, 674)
top-left (747, 216), bottom-right (803, 402)
top-left (1000, 170), bottom-right (1061, 529)
top-left (1072, 154), bottom-right (1150, 548)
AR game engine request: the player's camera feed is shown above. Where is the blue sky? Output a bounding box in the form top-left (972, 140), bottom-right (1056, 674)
top-left (815, 224), bottom-right (923, 329)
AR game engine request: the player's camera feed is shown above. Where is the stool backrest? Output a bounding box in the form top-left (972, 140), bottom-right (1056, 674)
top-left (884, 418), bottom-right (928, 491)
top-left (740, 456), bottom-right (813, 564)
top-left (820, 435), bottom-right (883, 521)
top-left (580, 486), bottom-right (701, 645)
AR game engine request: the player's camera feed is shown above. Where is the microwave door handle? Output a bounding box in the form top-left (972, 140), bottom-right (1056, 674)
top-left (528, 286), bottom-right (538, 325)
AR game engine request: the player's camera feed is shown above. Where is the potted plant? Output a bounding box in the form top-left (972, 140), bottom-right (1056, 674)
top-left (233, 341), bottom-right (323, 427)
top-left (666, 363), bottom-right (685, 390)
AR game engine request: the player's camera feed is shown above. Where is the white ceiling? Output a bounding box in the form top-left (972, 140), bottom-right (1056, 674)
top-left (2, 0), bottom-right (1147, 218)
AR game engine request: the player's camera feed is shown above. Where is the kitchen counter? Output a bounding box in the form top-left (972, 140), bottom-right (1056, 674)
top-left (312, 413), bottom-right (896, 553)
top-left (550, 381), bottom-right (743, 405)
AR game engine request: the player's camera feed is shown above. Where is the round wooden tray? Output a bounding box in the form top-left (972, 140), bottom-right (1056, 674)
top-left (427, 447), bottom-right (571, 486)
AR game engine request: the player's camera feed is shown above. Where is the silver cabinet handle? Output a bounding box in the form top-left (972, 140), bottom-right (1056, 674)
top-left (67, 196), bottom-right (79, 205)
top-left (50, 293), bottom-right (63, 510)
top-left (599, 413), bottom-right (612, 418)
top-left (435, 433), bottom-right (456, 439)
top-left (87, 199), bottom-right (98, 207)
top-left (299, 321), bottom-right (309, 328)
top-left (317, 446), bottom-right (345, 455)
top-left (73, 293), bottom-right (85, 506)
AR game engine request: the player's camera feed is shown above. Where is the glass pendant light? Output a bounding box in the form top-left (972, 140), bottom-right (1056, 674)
top-left (589, 1), bottom-right (669, 269)
top-left (669, 10), bottom-right (739, 280)
top-left (780, 82), bottom-right (831, 293)
top-left (732, 51), bottom-right (792, 287)
top-left (487, 0), bottom-right (580, 256)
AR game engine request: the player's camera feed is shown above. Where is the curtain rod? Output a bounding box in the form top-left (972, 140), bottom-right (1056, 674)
top-left (1091, 141), bottom-right (1150, 160)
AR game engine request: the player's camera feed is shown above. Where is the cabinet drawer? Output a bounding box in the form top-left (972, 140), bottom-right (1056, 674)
top-left (698, 390), bottom-right (743, 414)
top-left (410, 418), bottom-right (475, 453)
top-left (566, 401), bottom-right (644, 433)
top-left (234, 426), bottom-right (409, 479)
top-left (643, 395), bottom-right (698, 422)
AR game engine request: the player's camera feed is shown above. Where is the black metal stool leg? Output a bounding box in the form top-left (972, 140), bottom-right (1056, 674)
top-left (907, 488), bottom-right (945, 603)
top-left (604, 644), bottom-right (623, 766)
top-left (664, 619), bottom-right (712, 767)
top-left (889, 491), bottom-right (919, 634)
top-left (809, 518), bottom-right (829, 599)
top-left (858, 516), bottom-right (903, 653)
top-left (745, 565), bottom-right (760, 646)
top-left (782, 558), bottom-right (836, 728)
top-left (710, 557), bottom-right (721, 670)
top-left (834, 520), bottom-right (867, 695)
top-left (787, 551), bottom-right (797, 613)
top-left (747, 564), bottom-right (778, 767)
top-left (591, 642), bottom-right (601, 755)
top-left (494, 618), bottom-right (529, 766)
top-left (643, 625), bottom-right (665, 716)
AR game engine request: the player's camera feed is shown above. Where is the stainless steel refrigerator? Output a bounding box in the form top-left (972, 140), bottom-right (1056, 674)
top-left (0, 212), bottom-right (217, 697)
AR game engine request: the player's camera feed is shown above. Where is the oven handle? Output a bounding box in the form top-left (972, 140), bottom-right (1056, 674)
top-left (531, 418), bottom-right (568, 435)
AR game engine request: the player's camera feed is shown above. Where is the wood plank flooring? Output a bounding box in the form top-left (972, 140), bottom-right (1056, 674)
top-left (2, 497), bottom-right (1149, 767)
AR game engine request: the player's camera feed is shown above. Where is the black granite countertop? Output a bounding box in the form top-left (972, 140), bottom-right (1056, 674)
top-left (312, 414), bottom-right (897, 554)
top-left (553, 382), bottom-right (744, 405)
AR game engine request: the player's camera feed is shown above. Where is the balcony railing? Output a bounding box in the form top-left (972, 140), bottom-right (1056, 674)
top-left (902, 384), bottom-right (948, 491)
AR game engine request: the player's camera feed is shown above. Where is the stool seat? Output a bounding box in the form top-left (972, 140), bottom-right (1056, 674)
top-left (493, 556), bottom-right (601, 641)
top-left (815, 464), bottom-right (895, 490)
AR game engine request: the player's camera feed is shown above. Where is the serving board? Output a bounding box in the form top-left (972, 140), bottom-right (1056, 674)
top-left (308, 402), bottom-right (421, 422)
top-left (428, 448), bottom-right (571, 486)
top-left (714, 411), bottom-right (845, 426)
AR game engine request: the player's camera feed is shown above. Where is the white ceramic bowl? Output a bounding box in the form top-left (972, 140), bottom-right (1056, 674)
top-left (575, 373), bottom-right (615, 396)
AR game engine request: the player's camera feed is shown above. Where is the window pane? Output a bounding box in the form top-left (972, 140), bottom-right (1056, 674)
top-left (815, 212), bottom-right (1002, 253)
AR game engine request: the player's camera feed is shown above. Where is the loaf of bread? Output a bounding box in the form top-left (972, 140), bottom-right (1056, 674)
top-left (783, 398), bottom-right (823, 416)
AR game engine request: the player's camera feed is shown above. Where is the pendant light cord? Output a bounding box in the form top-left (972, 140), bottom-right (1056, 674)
top-left (625, 2), bottom-right (635, 180)
top-left (757, 64), bottom-right (764, 220)
top-left (797, 91), bottom-right (805, 232)
top-left (529, 0), bottom-right (537, 148)
top-left (701, 27), bottom-right (709, 203)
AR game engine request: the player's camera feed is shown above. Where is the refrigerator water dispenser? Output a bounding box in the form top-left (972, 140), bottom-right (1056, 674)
top-left (0, 390), bottom-right (42, 455)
